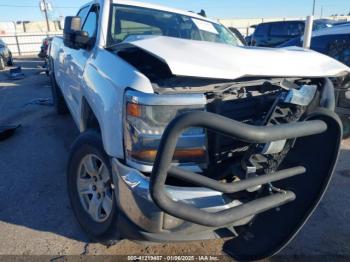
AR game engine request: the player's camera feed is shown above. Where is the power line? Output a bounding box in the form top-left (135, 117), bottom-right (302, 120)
top-left (0, 4), bottom-right (78, 9)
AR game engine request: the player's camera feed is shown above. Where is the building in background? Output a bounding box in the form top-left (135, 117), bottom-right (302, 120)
top-left (0, 21), bottom-right (62, 35)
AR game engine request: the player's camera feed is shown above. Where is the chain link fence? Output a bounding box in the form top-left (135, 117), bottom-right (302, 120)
top-left (0, 31), bottom-right (62, 56)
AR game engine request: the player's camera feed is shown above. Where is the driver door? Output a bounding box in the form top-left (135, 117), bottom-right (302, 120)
top-left (64, 5), bottom-right (99, 122)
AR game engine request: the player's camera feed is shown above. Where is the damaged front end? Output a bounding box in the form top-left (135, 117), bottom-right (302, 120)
top-left (120, 75), bottom-right (342, 260)
top-left (109, 40), bottom-right (345, 260)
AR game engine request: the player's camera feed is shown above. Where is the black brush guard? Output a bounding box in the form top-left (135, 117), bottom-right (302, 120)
top-left (150, 109), bottom-right (343, 260)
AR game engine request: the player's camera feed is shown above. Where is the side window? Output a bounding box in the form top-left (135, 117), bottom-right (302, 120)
top-left (254, 24), bottom-right (269, 37)
top-left (82, 6), bottom-right (99, 38)
top-left (77, 6), bottom-right (89, 27)
top-left (117, 20), bottom-right (162, 42)
top-left (328, 38), bottom-right (350, 67)
top-left (313, 23), bottom-right (327, 31)
top-left (111, 6), bottom-right (162, 43)
top-left (270, 22), bottom-right (304, 37)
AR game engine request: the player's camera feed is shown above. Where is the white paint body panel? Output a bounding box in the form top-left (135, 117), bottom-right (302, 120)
top-left (50, 0), bottom-right (350, 159)
top-left (127, 36), bottom-right (350, 80)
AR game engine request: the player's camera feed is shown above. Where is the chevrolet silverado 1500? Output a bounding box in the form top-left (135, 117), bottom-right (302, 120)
top-left (49, 0), bottom-right (350, 260)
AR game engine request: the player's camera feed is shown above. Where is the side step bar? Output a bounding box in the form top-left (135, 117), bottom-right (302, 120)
top-left (150, 111), bottom-right (328, 227)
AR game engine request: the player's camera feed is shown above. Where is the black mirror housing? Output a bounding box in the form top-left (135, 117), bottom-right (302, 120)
top-left (74, 31), bottom-right (91, 49)
top-left (63, 16), bottom-right (90, 49)
top-left (64, 16), bottom-right (81, 47)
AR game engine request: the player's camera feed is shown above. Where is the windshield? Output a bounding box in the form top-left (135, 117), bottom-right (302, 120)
top-left (107, 4), bottom-right (241, 47)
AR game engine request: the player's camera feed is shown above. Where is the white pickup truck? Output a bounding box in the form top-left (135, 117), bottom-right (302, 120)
top-left (49, 0), bottom-right (350, 260)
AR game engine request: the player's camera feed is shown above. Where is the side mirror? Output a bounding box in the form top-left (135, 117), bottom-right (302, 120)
top-left (63, 16), bottom-right (91, 49)
top-left (64, 16), bottom-right (81, 47)
top-left (74, 31), bottom-right (90, 49)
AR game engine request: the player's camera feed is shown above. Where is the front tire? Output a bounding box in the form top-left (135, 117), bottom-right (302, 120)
top-left (67, 130), bottom-right (119, 242)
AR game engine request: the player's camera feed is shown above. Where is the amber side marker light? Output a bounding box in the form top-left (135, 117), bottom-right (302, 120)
top-left (127, 102), bottom-right (142, 117)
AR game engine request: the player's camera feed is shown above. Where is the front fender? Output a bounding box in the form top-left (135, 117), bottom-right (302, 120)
top-left (80, 48), bottom-right (154, 158)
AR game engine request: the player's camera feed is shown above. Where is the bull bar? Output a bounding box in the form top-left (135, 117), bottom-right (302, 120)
top-left (150, 111), bottom-right (328, 227)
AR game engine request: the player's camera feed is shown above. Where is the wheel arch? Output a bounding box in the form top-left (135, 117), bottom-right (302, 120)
top-left (79, 96), bottom-right (121, 159)
top-left (80, 97), bottom-right (102, 133)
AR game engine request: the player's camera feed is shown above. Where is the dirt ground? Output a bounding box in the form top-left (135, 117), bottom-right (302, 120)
top-left (0, 57), bottom-right (349, 260)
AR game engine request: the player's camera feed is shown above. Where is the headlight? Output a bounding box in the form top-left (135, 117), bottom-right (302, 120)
top-left (124, 90), bottom-right (207, 172)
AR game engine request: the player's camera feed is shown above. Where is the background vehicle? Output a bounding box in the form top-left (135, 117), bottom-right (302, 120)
top-left (38, 37), bottom-right (53, 59)
top-left (251, 20), bottom-right (335, 47)
top-left (244, 24), bottom-right (257, 46)
top-left (49, 0), bottom-right (349, 260)
top-left (38, 37), bottom-right (53, 76)
top-left (279, 23), bottom-right (350, 66)
top-left (280, 23), bottom-right (350, 137)
top-left (0, 38), bottom-right (13, 70)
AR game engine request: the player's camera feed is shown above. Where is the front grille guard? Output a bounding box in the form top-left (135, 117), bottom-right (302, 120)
top-left (150, 111), bottom-right (328, 227)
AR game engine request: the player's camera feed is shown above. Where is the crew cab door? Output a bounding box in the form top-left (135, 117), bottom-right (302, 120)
top-left (64, 4), bottom-right (99, 121)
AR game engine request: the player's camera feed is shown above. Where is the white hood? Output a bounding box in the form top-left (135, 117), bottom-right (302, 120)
top-left (127, 36), bottom-right (350, 80)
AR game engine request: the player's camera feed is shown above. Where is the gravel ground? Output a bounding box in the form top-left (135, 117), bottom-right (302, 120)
top-left (0, 57), bottom-right (349, 259)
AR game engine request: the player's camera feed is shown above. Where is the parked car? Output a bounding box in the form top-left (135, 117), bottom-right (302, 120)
top-left (38, 37), bottom-right (53, 59)
top-left (0, 38), bottom-right (13, 70)
top-left (251, 20), bottom-right (335, 47)
top-left (38, 37), bottom-right (53, 76)
top-left (280, 23), bottom-right (350, 137)
top-left (245, 25), bottom-right (257, 46)
top-left (279, 23), bottom-right (350, 65)
top-left (49, 0), bottom-right (349, 260)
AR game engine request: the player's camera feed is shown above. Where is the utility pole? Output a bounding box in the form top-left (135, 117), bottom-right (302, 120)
top-left (312, 0), bottom-right (316, 16)
top-left (320, 6), bottom-right (324, 18)
top-left (40, 0), bottom-right (51, 32)
top-left (303, 16), bottom-right (314, 49)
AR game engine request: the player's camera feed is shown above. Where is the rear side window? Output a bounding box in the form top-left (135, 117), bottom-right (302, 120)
top-left (254, 24), bottom-right (269, 37)
top-left (270, 22), bottom-right (304, 37)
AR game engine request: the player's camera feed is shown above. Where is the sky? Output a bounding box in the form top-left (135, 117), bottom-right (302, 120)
top-left (0, 0), bottom-right (349, 22)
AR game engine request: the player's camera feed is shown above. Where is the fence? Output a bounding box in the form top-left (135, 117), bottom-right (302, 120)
top-left (219, 16), bottom-right (350, 37)
top-left (0, 31), bottom-right (62, 56)
top-left (1, 15), bottom-right (350, 54)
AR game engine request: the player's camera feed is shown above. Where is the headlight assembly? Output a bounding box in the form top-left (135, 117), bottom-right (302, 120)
top-left (124, 90), bottom-right (207, 172)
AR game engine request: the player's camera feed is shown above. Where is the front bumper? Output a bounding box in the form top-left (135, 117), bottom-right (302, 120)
top-left (111, 158), bottom-right (253, 241)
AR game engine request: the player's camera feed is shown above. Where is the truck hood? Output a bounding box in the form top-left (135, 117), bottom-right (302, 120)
top-left (126, 36), bottom-right (350, 80)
